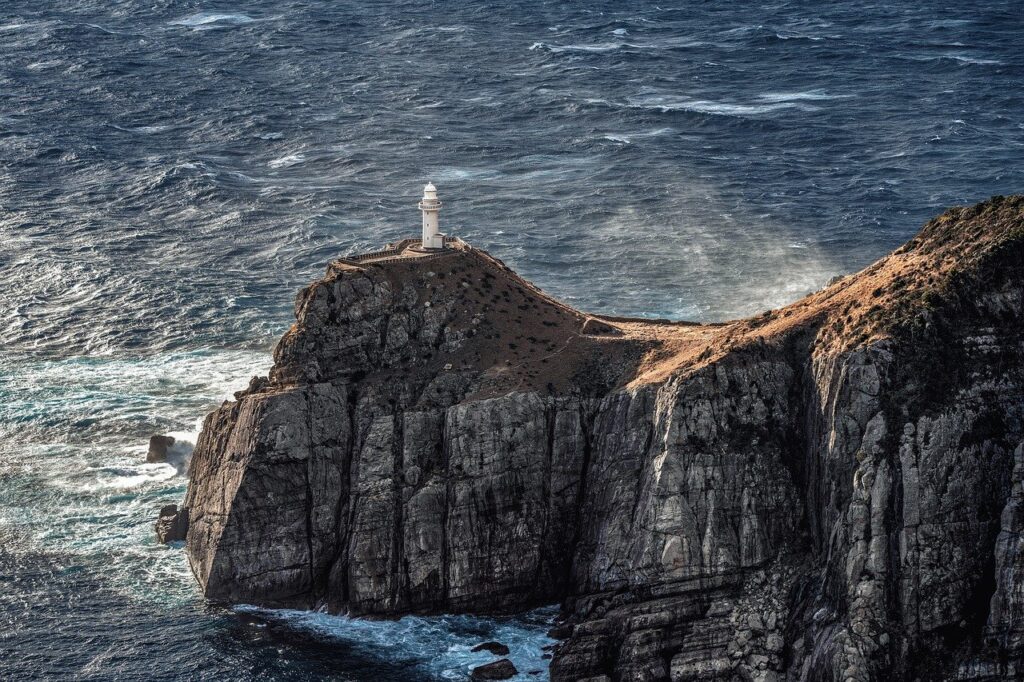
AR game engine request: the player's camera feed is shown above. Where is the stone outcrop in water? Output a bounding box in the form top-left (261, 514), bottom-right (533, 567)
top-left (473, 642), bottom-right (512, 656)
top-left (176, 196), bottom-right (1024, 680)
top-left (472, 659), bottom-right (519, 680)
top-left (147, 434), bottom-right (176, 463)
top-left (155, 503), bottom-right (189, 544)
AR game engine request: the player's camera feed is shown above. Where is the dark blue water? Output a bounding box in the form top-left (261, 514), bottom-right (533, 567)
top-left (1, 1), bottom-right (1022, 679)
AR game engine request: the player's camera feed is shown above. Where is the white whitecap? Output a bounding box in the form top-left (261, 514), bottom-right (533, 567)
top-left (775, 31), bottom-right (824, 41)
top-left (626, 94), bottom-right (818, 117)
top-left (532, 36), bottom-right (701, 54)
top-left (169, 12), bottom-right (255, 29)
top-left (434, 167), bottom-right (501, 181)
top-left (722, 24), bottom-right (763, 35)
top-left (900, 52), bottom-right (1003, 66)
top-left (530, 41), bottom-right (624, 53)
top-left (268, 153), bottom-right (306, 169)
top-left (758, 90), bottom-right (850, 103)
top-left (63, 462), bottom-right (179, 492)
top-left (111, 124), bottom-right (173, 134)
top-left (607, 127), bottom-right (674, 142)
top-left (947, 54), bottom-right (1001, 65)
top-left (26, 60), bottom-right (62, 71)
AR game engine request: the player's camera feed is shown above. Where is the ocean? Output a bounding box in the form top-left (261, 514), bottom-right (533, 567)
top-left (1, 1), bottom-right (1022, 679)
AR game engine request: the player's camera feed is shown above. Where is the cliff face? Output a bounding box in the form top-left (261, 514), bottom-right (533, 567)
top-left (179, 197), bottom-right (1024, 681)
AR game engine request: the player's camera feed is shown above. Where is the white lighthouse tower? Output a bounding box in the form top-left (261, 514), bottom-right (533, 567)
top-left (418, 182), bottom-right (445, 250)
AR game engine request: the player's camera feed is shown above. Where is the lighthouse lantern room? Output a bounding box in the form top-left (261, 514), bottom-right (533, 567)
top-left (418, 182), bottom-right (445, 250)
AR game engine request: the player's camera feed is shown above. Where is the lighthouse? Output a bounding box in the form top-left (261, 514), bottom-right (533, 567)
top-left (418, 182), bottom-right (445, 250)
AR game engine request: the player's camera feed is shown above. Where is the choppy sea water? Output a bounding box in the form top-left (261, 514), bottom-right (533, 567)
top-left (1, 1), bottom-right (1022, 679)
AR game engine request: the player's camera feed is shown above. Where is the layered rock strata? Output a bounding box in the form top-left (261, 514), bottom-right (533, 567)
top-left (178, 197), bottom-right (1024, 681)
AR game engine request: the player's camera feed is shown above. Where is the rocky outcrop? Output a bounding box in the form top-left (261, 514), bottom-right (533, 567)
top-left (177, 197), bottom-right (1024, 680)
top-left (147, 434), bottom-right (175, 463)
top-left (155, 503), bottom-right (189, 544)
top-left (473, 642), bottom-right (512, 656)
top-left (472, 659), bottom-right (519, 680)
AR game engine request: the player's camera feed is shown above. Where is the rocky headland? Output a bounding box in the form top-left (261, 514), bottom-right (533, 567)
top-left (166, 196), bottom-right (1024, 681)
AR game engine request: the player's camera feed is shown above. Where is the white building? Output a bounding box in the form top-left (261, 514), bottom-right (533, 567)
top-left (418, 182), bottom-right (445, 250)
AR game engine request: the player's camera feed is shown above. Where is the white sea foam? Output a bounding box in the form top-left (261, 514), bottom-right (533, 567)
top-left (0, 347), bottom-right (269, 588)
top-left (626, 93), bottom-right (819, 117)
top-left (268, 153), bottom-right (306, 168)
top-left (604, 127), bottom-right (674, 143)
top-left (92, 463), bottom-right (179, 490)
top-left (531, 41), bottom-right (623, 53)
top-left (901, 52), bottom-right (1003, 66)
top-left (757, 90), bottom-right (850, 103)
top-left (946, 54), bottom-right (1002, 65)
top-left (26, 60), bottom-right (62, 71)
top-left (166, 417), bottom-right (204, 449)
top-left (234, 604), bottom-right (558, 680)
top-left (434, 167), bottom-right (501, 181)
top-left (722, 24), bottom-right (764, 35)
top-left (774, 31), bottom-right (825, 41)
top-left (111, 124), bottom-right (174, 134)
top-left (531, 36), bottom-right (703, 53)
top-left (169, 12), bottom-right (255, 29)
top-left (927, 19), bottom-right (974, 28)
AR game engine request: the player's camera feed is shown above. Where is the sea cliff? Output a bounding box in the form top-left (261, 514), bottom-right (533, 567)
top-left (173, 196), bottom-right (1024, 681)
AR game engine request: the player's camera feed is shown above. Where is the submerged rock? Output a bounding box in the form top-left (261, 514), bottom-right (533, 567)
top-left (170, 197), bottom-right (1024, 680)
top-left (471, 659), bottom-right (518, 680)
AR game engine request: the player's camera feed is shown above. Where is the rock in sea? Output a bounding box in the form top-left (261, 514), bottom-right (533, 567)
top-left (155, 504), bottom-right (188, 543)
top-left (471, 641), bottom-right (511, 656)
top-left (471, 659), bottom-right (518, 680)
top-left (146, 434), bottom-right (175, 463)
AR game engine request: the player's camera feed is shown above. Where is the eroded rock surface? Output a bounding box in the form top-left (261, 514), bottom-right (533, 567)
top-left (178, 197), bottom-right (1024, 680)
